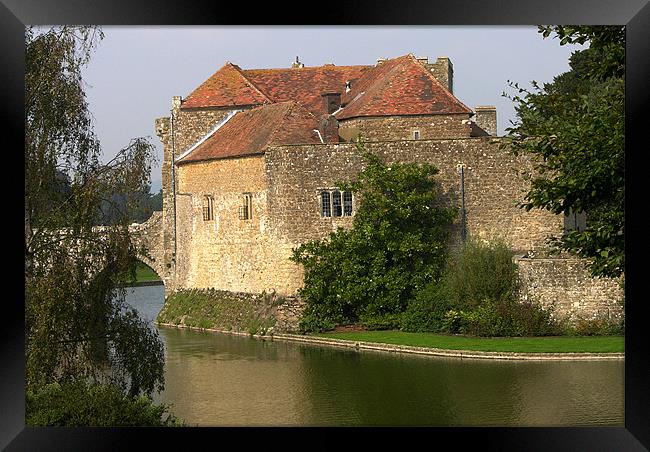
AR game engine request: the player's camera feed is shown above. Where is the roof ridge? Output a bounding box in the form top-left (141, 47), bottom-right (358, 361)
top-left (229, 63), bottom-right (272, 104)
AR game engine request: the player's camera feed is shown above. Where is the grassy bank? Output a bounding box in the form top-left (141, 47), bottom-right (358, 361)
top-left (315, 331), bottom-right (624, 353)
top-left (156, 288), bottom-right (283, 334)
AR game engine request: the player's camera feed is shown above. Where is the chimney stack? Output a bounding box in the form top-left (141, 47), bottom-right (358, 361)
top-left (474, 106), bottom-right (497, 136)
top-left (321, 92), bottom-right (342, 115)
top-left (425, 56), bottom-right (454, 94)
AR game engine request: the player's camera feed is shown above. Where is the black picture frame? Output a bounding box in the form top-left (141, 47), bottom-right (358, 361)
top-left (6, 0), bottom-right (649, 450)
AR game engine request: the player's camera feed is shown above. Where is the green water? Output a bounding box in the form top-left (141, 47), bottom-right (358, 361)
top-left (127, 285), bottom-right (624, 427)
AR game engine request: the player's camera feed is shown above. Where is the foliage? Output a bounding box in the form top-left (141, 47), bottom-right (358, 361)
top-left (401, 280), bottom-right (453, 332)
top-left (25, 26), bottom-right (163, 398)
top-left (291, 141), bottom-right (456, 331)
top-left (504, 26), bottom-right (624, 278)
top-left (26, 381), bottom-right (183, 427)
top-left (358, 312), bottom-right (402, 331)
top-left (402, 239), bottom-right (559, 337)
top-left (98, 187), bottom-right (163, 226)
top-left (565, 316), bottom-right (624, 336)
top-left (452, 299), bottom-right (562, 337)
top-left (444, 238), bottom-right (519, 309)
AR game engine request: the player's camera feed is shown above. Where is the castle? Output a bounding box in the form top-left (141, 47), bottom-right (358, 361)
top-left (153, 53), bottom-right (623, 322)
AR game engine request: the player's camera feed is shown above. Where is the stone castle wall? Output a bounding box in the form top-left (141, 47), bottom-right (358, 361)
top-left (515, 256), bottom-right (624, 321)
top-left (338, 114), bottom-right (472, 142)
top-left (265, 138), bottom-right (561, 253)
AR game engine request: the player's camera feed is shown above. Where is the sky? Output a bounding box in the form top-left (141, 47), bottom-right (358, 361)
top-left (81, 26), bottom-right (586, 193)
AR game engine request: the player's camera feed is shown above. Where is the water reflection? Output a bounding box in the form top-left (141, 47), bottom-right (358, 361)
top-left (126, 285), bottom-right (624, 427)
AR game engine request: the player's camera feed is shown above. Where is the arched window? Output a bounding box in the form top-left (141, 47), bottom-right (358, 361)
top-left (239, 193), bottom-right (252, 220)
top-left (202, 195), bottom-right (213, 221)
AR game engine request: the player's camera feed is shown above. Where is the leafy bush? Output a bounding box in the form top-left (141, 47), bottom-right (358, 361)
top-left (298, 313), bottom-right (335, 333)
top-left (568, 317), bottom-right (624, 336)
top-left (26, 381), bottom-right (183, 426)
top-left (445, 239), bottom-right (519, 309)
top-left (292, 143), bottom-right (455, 332)
top-left (359, 312), bottom-right (402, 330)
top-left (401, 281), bottom-right (454, 332)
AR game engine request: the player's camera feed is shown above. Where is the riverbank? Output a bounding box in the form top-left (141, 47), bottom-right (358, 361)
top-left (155, 322), bottom-right (624, 361)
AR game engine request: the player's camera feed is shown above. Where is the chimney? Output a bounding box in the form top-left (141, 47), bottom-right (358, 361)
top-left (426, 56), bottom-right (454, 94)
top-left (474, 106), bottom-right (497, 136)
top-left (321, 92), bottom-right (342, 115)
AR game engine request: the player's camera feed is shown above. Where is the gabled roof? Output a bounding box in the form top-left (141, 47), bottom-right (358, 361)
top-left (182, 62), bottom-right (271, 109)
top-left (335, 54), bottom-right (473, 120)
top-left (243, 65), bottom-right (371, 116)
top-left (177, 101), bottom-right (322, 164)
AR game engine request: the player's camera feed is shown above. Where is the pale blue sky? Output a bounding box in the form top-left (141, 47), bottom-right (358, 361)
top-left (82, 26), bottom-right (585, 192)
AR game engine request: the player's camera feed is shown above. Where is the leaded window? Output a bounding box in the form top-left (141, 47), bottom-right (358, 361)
top-left (321, 191), bottom-right (331, 217)
top-left (321, 189), bottom-right (353, 217)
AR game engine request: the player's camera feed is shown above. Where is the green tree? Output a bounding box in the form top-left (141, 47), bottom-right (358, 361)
top-left (504, 26), bottom-right (624, 278)
top-left (291, 142), bottom-right (456, 330)
top-left (25, 26), bottom-right (165, 402)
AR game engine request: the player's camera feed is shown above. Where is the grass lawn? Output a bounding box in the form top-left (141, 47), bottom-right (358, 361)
top-left (131, 262), bottom-right (161, 283)
top-left (315, 330), bottom-right (624, 353)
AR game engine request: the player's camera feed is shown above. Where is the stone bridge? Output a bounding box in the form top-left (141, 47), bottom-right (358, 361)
top-left (129, 210), bottom-right (166, 283)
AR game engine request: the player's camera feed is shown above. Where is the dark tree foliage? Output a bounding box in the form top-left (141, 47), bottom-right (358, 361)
top-left (504, 26), bottom-right (624, 278)
top-left (291, 142), bottom-right (456, 330)
top-left (25, 26), bottom-right (165, 398)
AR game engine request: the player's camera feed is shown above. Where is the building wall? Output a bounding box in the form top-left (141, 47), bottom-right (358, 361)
top-left (174, 155), bottom-right (300, 294)
top-left (156, 103), bottom-right (242, 291)
top-left (515, 257), bottom-right (624, 321)
top-left (338, 114), bottom-right (472, 142)
top-left (263, 137), bottom-right (563, 295)
top-left (266, 138), bottom-right (560, 250)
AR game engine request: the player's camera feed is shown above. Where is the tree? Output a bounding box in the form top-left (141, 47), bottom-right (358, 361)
top-left (291, 142), bottom-right (456, 330)
top-left (25, 26), bottom-right (165, 398)
top-left (504, 26), bottom-right (624, 278)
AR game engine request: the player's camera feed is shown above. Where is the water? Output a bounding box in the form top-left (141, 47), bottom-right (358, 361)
top-left (126, 285), bottom-right (624, 427)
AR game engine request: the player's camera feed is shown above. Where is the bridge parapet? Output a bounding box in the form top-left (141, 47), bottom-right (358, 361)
top-left (129, 211), bottom-right (166, 282)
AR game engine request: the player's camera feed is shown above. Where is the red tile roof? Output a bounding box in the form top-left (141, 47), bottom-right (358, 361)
top-left (181, 55), bottom-right (472, 119)
top-left (243, 65), bottom-right (371, 115)
top-left (182, 63), bottom-right (271, 109)
top-left (177, 101), bottom-right (322, 164)
top-left (335, 54), bottom-right (473, 119)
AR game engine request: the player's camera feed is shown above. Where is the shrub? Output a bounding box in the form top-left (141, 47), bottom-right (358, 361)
top-left (359, 312), bottom-right (402, 330)
top-left (401, 281), bottom-right (454, 332)
top-left (26, 381), bottom-right (183, 427)
top-left (291, 142), bottom-right (455, 330)
top-left (298, 313), bottom-right (335, 333)
top-left (446, 239), bottom-right (519, 309)
top-left (569, 317), bottom-right (624, 336)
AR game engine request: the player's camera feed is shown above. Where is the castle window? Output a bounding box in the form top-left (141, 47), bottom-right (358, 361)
top-left (413, 130), bottom-right (420, 140)
top-left (321, 191), bottom-right (331, 217)
top-left (343, 191), bottom-right (353, 216)
top-left (239, 193), bottom-right (252, 220)
top-left (321, 190), bottom-right (353, 217)
top-left (332, 190), bottom-right (342, 217)
top-left (202, 195), bottom-right (213, 221)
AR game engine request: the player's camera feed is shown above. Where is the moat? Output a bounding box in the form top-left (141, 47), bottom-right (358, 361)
top-left (127, 285), bottom-right (624, 426)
